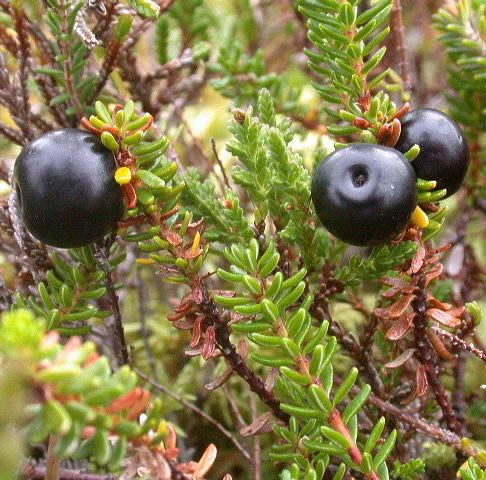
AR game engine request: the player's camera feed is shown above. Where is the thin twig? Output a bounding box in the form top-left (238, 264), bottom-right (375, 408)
top-left (117, 52), bottom-right (155, 114)
top-left (0, 24), bottom-right (19, 55)
top-left (11, 6), bottom-right (34, 141)
top-left (45, 436), bottom-right (61, 480)
top-left (22, 465), bottom-right (116, 480)
top-left (356, 383), bottom-right (477, 458)
top-left (223, 384), bottom-right (248, 431)
top-left (95, 239), bottom-right (129, 366)
top-left (412, 274), bottom-right (461, 434)
top-left (391, 0), bottom-right (411, 91)
top-left (174, 107), bottom-right (221, 183)
top-left (135, 368), bottom-right (252, 462)
top-left (145, 48), bottom-right (196, 82)
top-left (167, 460), bottom-right (192, 480)
top-left (211, 138), bottom-right (231, 190)
top-left (0, 122), bottom-right (26, 145)
top-left (87, 36), bottom-right (124, 105)
top-left (35, 75), bottom-right (71, 127)
top-left (135, 266), bottom-right (158, 380)
top-left (250, 396), bottom-right (262, 480)
top-left (8, 171), bottom-right (52, 281)
top-left (453, 351), bottom-right (468, 435)
top-left (431, 326), bottom-right (486, 363)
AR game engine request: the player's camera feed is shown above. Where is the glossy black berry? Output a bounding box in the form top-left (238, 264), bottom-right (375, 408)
top-left (395, 108), bottom-right (470, 198)
top-left (14, 128), bottom-right (124, 248)
top-left (311, 144), bottom-right (417, 246)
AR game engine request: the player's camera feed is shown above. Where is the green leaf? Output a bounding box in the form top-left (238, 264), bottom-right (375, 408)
top-left (308, 384), bottom-right (332, 413)
top-left (281, 404), bottom-right (326, 419)
top-left (343, 384), bottom-right (371, 423)
top-left (137, 170), bottom-right (166, 189)
top-left (365, 417), bottom-right (386, 454)
top-left (333, 368), bottom-right (358, 406)
top-left (320, 426), bottom-right (350, 450)
top-left (277, 281), bottom-right (306, 311)
top-left (373, 430), bottom-right (397, 469)
top-left (280, 366), bottom-right (312, 385)
top-left (214, 295), bottom-right (252, 308)
top-left (128, 0), bottom-right (160, 18)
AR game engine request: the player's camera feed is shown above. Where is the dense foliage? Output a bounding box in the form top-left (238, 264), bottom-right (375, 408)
top-left (0, 0), bottom-right (484, 479)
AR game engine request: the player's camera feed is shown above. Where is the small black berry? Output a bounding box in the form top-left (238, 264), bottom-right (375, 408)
top-left (395, 108), bottom-right (470, 198)
top-left (14, 128), bottom-right (124, 248)
top-left (311, 144), bottom-right (417, 246)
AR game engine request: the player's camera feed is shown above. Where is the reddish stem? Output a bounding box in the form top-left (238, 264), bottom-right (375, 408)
top-left (328, 409), bottom-right (380, 480)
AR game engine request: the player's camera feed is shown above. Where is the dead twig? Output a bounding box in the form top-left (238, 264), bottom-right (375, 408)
top-left (135, 368), bottom-right (252, 462)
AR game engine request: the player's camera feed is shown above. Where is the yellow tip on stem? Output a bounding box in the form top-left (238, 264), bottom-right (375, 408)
top-left (411, 205), bottom-right (430, 229)
top-left (191, 231), bottom-right (201, 254)
top-left (115, 167), bottom-right (132, 185)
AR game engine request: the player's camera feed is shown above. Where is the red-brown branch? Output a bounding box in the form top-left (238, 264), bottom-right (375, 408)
top-left (412, 275), bottom-right (461, 434)
top-left (391, 0), bottom-right (411, 91)
top-left (197, 287), bottom-right (290, 423)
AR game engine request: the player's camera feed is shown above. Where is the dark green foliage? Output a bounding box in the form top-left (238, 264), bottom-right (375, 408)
top-left (433, 1), bottom-right (486, 138)
top-left (299, 0), bottom-right (393, 129)
top-left (14, 247), bottom-right (119, 334)
top-left (337, 242), bottom-right (418, 286)
top-left (182, 168), bottom-right (254, 243)
top-left (391, 459), bottom-right (426, 479)
top-left (0, 0), bottom-right (484, 479)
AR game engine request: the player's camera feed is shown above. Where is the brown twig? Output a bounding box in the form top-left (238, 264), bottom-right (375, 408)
top-left (95, 239), bottom-right (129, 366)
top-left (35, 75), bottom-right (71, 127)
top-left (250, 396), bottom-right (262, 480)
top-left (390, 0), bottom-right (411, 91)
top-left (359, 385), bottom-right (477, 458)
top-left (135, 368), bottom-right (252, 462)
top-left (87, 37), bottom-right (124, 105)
top-left (453, 350), bottom-right (468, 435)
top-left (0, 122), bottom-right (26, 145)
top-left (0, 25), bottom-right (19, 55)
top-left (135, 266), bottom-right (158, 380)
top-left (412, 274), bottom-right (461, 434)
top-left (25, 18), bottom-right (57, 65)
top-left (22, 465), bottom-right (116, 480)
top-left (7, 174), bottom-right (52, 281)
top-left (44, 436), bottom-right (61, 480)
top-left (11, 6), bottom-right (33, 140)
top-left (145, 48), bottom-right (197, 83)
top-left (211, 138), bottom-right (231, 190)
top-left (167, 461), bottom-right (192, 480)
top-left (173, 107), bottom-right (220, 181)
top-left (118, 52), bottom-right (155, 114)
top-left (196, 286), bottom-right (290, 423)
top-left (223, 384), bottom-right (248, 431)
top-left (431, 326), bottom-right (486, 363)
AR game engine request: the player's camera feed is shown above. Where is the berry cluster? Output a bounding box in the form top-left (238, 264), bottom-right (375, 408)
top-left (311, 108), bottom-right (470, 246)
top-left (13, 108), bottom-right (469, 250)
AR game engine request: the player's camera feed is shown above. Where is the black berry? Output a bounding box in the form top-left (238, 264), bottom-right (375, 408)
top-left (14, 129), bottom-right (124, 248)
top-left (311, 144), bottom-right (417, 246)
top-left (395, 108), bottom-right (470, 198)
